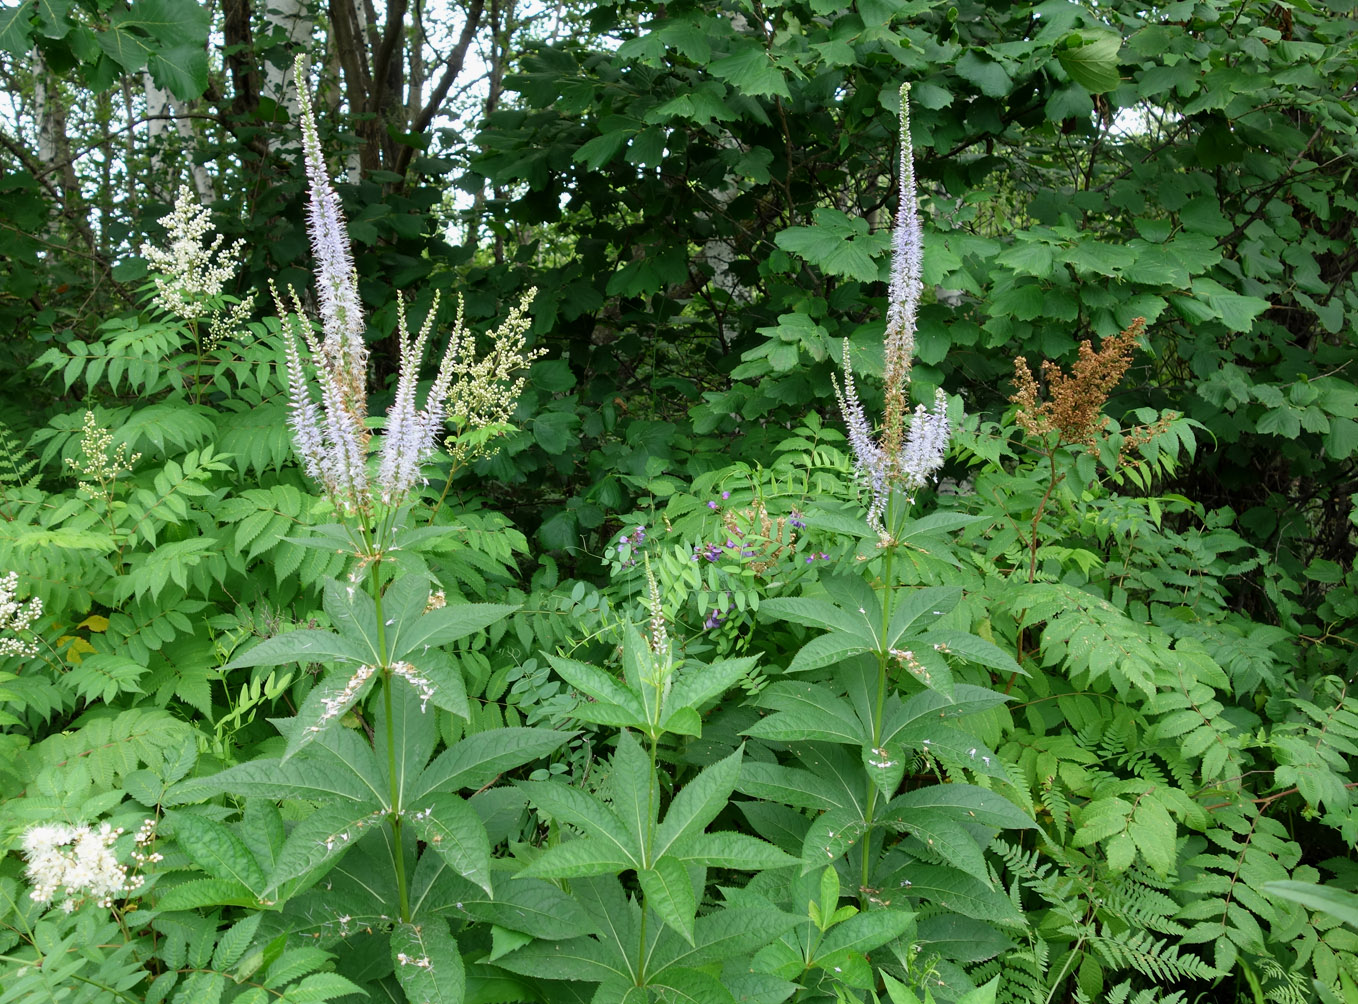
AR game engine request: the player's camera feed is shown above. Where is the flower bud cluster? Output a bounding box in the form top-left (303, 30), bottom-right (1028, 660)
top-left (0, 571), bottom-right (42, 659)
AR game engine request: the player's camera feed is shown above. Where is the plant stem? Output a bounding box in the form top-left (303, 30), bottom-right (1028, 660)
top-left (859, 496), bottom-right (897, 906)
top-left (370, 554), bottom-right (411, 924)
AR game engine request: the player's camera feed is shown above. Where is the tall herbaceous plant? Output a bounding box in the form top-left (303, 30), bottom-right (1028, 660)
top-left (163, 56), bottom-right (557, 1000)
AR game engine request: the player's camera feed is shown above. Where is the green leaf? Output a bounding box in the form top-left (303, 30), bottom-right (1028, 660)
top-left (666, 656), bottom-right (755, 715)
top-left (574, 130), bottom-right (633, 170)
top-left (815, 907), bottom-right (915, 960)
top-left (1128, 796), bottom-right (1176, 875)
top-left (147, 43), bottom-right (208, 100)
top-left (1263, 881), bottom-right (1358, 929)
top-left (956, 49), bottom-right (1012, 98)
top-left (917, 631), bottom-right (1024, 675)
top-left (640, 857), bottom-right (697, 944)
top-left (167, 756), bottom-right (376, 806)
top-left (156, 877), bottom-right (258, 911)
top-left (518, 780), bottom-right (640, 864)
top-left (170, 813), bottom-right (267, 895)
top-left (887, 784), bottom-right (1035, 830)
top-left (516, 837), bottom-right (638, 879)
top-left (223, 629), bottom-right (367, 671)
top-left (416, 727), bottom-right (571, 797)
top-left (787, 631), bottom-right (871, 674)
top-left (709, 40), bottom-right (790, 98)
top-left (774, 209), bottom-right (881, 282)
top-left (391, 920), bottom-right (465, 1003)
top-left (266, 803), bottom-right (382, 897)
top-left (670, 831), bottom-right (798, 871)
top-left (0, 4), bottom-right (33, 57)
top-left (657, 746), bottom-right (743, 853)
top-left (392, 602), bottom-right (518, 660)
top-left (406, 791), bottom-right (493, 894)
top-left (759, 597), bottom-right (873, 639)
top-left (884, 863), bottom-right (1023, 924)
top-left (1055, 30), bottom-right (1123, 93)
top-left (548, 653), bottom-right (645, 716)
top-left (886, 586), bottom-right (960, 649)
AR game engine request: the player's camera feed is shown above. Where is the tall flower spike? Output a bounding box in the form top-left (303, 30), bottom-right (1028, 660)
top-left (294, 56), bottom-right (367, 420)
top-left (833, 83), bottom-right (954, 532)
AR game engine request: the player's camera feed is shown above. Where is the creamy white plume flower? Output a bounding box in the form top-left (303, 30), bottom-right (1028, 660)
top-left (0, 571), bottom-right (42, 659)
top-left (834, 83), bottom-right (955, 531)
top-left (22, 821), bottom-right (146, 913)
top-left (143, 186), bottom-right (247, 321)
top-left (281, 55), bottom-right (542, 521)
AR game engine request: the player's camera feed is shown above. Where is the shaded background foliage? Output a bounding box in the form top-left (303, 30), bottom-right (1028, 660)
top-left (2, 2), bottom-right (1358, 1003)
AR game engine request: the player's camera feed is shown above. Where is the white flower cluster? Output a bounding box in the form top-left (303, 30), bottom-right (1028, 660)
top-left (65, 410), bottom-right (141, 501)
top-left (143, 186), bottom-right (250, 321)
top-left (833, 84), bottom-right (954, 531)
top-left (0, 571), bottom-right (42, 659)
top-left (22, 821), bottom-right (149, 912)
top-left (310, 663), bottom-right (377, 733)
top-left (281, 56), bottom-right (541, 518)
top-left (396, 951), bottom-right (433, 971)
top-left (389, 661), bottom-right (436, 712)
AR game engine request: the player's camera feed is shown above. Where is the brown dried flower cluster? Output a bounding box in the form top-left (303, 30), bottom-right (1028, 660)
top-left (723, 501), bottom-right (795, 576)
top-left (1011, 317), bottom-right (1144, 448)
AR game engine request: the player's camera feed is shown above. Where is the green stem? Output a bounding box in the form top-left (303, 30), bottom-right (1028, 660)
top-left (637, 732), bottom-right (659, 984)
top-left (859, 495), bottom-right (897, 907)
top-left (370, 553), bottom-right (411, 924)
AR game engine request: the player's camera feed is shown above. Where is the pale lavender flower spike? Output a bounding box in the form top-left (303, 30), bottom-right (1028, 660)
top-left (294, 57), bottom-right (367, 416)
top-left (280, 55), bottom-right (542, 523)
top-left (834, 83), bottom-right (955, 534)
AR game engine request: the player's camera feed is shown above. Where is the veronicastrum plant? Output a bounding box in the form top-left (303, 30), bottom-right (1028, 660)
top-left (160, 56), bottom-right (564, 1001)
top-left (481, 85), bottom-right (1035, 1003)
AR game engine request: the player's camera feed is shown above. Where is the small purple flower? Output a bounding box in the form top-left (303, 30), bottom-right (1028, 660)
top-left (632, 527), bottom-right (646, 542)
top-left (696, 542), bottom-right (722, 562)
top-left (721, 491), bottom-right (730, 500)
top-left (725, 539), bottom-right (737, 549)
top-left (704, 609), bottom-right (724, 630)
top-left (741, 549), bottom-right (754, 557)
top-left (790, 510), bottom-right (806, 529)
top-left (707, 501), bottom-right (719, 510)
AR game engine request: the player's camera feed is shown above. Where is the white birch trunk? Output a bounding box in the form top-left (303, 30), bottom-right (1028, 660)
top-left (262, 0), bottom-right (315, 151)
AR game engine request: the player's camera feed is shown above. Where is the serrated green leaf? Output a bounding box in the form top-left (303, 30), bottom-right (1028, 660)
top-left (670, 831), bottom-right (798, 871)
top-left (416, 727), bottom-right (571, 797)
top-left (170, 812), bottom-right (267, 895)
top-left (1055, 30), bottom-right (1123, 93)
top-left (223, 629), bottom-right (368, 671)
top-left (640, 857), bottom-right (697, 944)
top-left (657, 746), bottom-right (743, 853)
top-left (406, 791), bottom-right (493, 894)
top-left (392, 602), bottom-right (518, 660)
top-left (391, 920), bottom-right (465, 1003)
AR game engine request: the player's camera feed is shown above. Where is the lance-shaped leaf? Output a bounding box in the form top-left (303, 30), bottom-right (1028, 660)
top-left (322, 577), bottom-right (382, 663)
top-left (278, 666), bottom-right (382, 762)
top-left (669, 831), bottom-right (798, 871)
top-left (649, 906), bottom-right (804, 977)
top-left (416, 727), bottom-right (572, 798)
top-left (736, 762), bottom-right (845, 812)
top-left (760, 597), bottom-right (878, 641)
top-left (517, 837), bottom-right (639, 880)
top-left (886, 809), bottom-right (989, 882)
top-left (168, 812), bottom-right (267, 898)
top-left (608, 730), bottom-right (654, 859)
top-left (155, 877), bottom-right (259, 911)
top-left (916, 630), bottom-right (1024, 675)
top-left (639, 857), bottom-right (697, 944)
top-left (391, 919), bottom-right (465, 1004)
top-left (787, 632), bottom-right (871, 674)
top-left (222, 629), bottom-right (367, 672)
top-left (655, 746), bottom-right (742, 856)
top-left (813, 907), bottom-right (916, 967)
top-left (665, 656), bottom-right (757, 714)
top-left (745, 682), bottom-right (866, 746)
top-left (549, 652), bottom-right (647, 729)
top-left (885, 585), bottom-right (960, 649)
top-left (887, 784), bottom-right (1035, 830)
top-left (165, 756), bottom-right (375, 806)
top-left (518, 780), bottom-right (641, 866)
top-left (393, 602), bottom-right (519, 660)
top-left (881, 863), bottom-right (1023, 925)
top-left (405, 792), bottom-right (493, 894)
top-left (266, 801), bottom-right (384, 898)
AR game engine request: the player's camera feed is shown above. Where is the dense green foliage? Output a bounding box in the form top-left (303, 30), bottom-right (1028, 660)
top-left (1, 1), bottom-right (1357, 1003)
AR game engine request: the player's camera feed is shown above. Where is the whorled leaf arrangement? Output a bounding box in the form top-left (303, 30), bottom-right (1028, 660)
top-left (279, 55), bottom-right (540, 528)
top-left (833, 82), bottom-right (952, 533)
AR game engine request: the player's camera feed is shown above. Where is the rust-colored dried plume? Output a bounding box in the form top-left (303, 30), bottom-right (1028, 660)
top-left (1011, 318), bottom-right (1144, 448)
